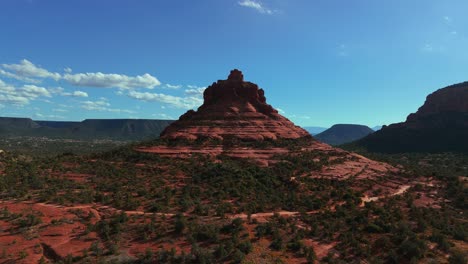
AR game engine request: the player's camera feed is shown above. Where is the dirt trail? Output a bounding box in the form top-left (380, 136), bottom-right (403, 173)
top-left (124, 210), bottom-right (175, 217)
top-left (231, 211), bottom-right (300, 219)
top-left (360, 184), bottom-right (411, 206)
top-left (231, 184), bottom-right (412, 220)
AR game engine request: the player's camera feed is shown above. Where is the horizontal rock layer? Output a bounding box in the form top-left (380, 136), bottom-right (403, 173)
top-left (160, 69), bottom-right (310, 141)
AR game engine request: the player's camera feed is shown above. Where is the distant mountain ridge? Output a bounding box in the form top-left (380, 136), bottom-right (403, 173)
top-left (357, 81), bottom-right (468, 153)
top-left (302, 126), bottom-right (328, 135)
top-left (315, 124), bottom-right (374, 146)
top-left (0, 117), bottom-right (174, 140)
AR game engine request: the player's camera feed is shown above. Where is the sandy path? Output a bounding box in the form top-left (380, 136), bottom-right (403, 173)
top-left (360, 184), bottom-right (411, 206)
top-left (232, 184), bottom-right (412, 220)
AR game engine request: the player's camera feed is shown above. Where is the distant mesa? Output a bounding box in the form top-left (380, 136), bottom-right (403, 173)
top-left (315, 124), bottom-right (374, 146)
top-left (357, 81), bottom-right (468, 153)
top-left (0, 117), bottom-right (174, 141)
top-left (160, 69), bottom-right (311, 141)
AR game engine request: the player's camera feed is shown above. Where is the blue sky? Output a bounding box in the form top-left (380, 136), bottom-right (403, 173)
top-left (0, 0), bottom-right (467, 127)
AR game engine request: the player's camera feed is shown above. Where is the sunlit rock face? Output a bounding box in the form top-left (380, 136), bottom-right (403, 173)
top-left (160, 69), bottom-right (311, 141)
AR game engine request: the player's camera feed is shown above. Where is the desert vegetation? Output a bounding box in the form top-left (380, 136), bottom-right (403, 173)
top-left (0, 140), bottom-right (466, 263)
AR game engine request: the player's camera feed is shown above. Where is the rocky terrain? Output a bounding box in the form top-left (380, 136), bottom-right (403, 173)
top-left (0, 71), bottom-right (466, 264)
top-left (315, 124), bottom-right (374, 146)
top-left (356, 81), bottom-right (468, 153)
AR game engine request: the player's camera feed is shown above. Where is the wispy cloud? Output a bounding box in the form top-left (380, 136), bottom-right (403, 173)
top-left (80, 99), bottom-right (135, 113)
top-left (35, 113), bottom-right (66, 120)
top-left (128, 90), bottom-right (203, 109)
top-left (276, 108), bottom-right (285, 114)
top-left (0, 69), bottom-right (41, 84)
top-left (50, 87), bottom-right (89, 97)
top-left (80, 100), bottom-right (110, 111)
top-left (63, 72), bottom-right (160, 89)
top-left (184, 85), bottom-right (206, 96)
top-left (289, 114), bottom-right (311, 120)
top-left (52, 108), bottom-right (68, 113)
top-left (71, 91), bottom-right (88, 97)
top-left (420, 42), bottom-right (447, 53)
top-left (164, 84), bottom-right (182, 89)
top-left (443, 16), bottom-right (452, 24)
top-left (0, 79), bottom-right (52, 105)
top-left (2, 59), bottom-right (61, 81)
top-left (238, 0), bottom-right (274, 15)
top-left (20, 85), bottom-right (51, 98)
top-left (152, 113), bottom-right (175, 119)
top-left (337, 44), bottom-right (349, 57)
top-left (1, 59), bottom-right (161, 90)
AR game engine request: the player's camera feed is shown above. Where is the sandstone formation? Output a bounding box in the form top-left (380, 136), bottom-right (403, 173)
top-left (160, 69), bottom-right (311, 141)
top-left (408, 82), bottom-right (468, 119)
top-left (138, 69), bottom-right (399, 180)
top-left (358, 81), bottom-right (468, 153)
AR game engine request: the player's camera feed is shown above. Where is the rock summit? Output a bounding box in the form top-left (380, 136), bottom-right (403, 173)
top-left (160, 69), bottom-right (311, 141)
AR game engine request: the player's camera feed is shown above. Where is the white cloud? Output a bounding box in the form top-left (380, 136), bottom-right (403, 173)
top-left (165, 83), bottom-right (182, 89)
top-left (184, 86), bottom-right (206, 96)
top-left (0, 69), bottom-right (41, 83)
top-left (152, 113), bottom-right (175, 119)
top-left (35, 113), bottom-right (66, 120)
top-left (72, 91), bottom-right (88, 97)
top-left (2, 59), bottom-right (161, 90)
top-left (20, 85), bottom-right (52, 98)
top-left (238, 0), bottom-right (274, 14)
top-left (0, 79), bottom-right (15, 95)
top-left (52, 108), bottom-right (68, 113)
top-left (0, 79), bottom-right (52, 105)
top-left (2, 59), bottom-right (61, 80)
top-left (128, 90), bottom-right (203, 109)
top-left (49, 87), bottom-right (88, 97)
top-left (63, 72), bottom-right (160, 89)
top-left (80, 100), bottom-right (110, 111)
top-left (80, 99), bottom-right (135, 113)
top-left (0, 93), bottom-right (29, 105)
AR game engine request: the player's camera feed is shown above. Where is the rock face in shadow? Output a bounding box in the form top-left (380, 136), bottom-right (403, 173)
top-left (160, 69), bottom-right (311, 141)
top-left (357, 82), bottom-right (468, 153)
top-left (315, 124), bottom-right (374, 146)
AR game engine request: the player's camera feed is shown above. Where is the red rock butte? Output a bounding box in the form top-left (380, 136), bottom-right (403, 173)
top-left (160, 69), bottom-right (311, 141)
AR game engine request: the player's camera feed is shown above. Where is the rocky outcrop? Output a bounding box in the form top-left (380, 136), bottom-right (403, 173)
top-left (358, 81), bottom-right (468, 153)
top-left (139, 70), bottom-right (398, 179)
top-left (408, 82), bottom-right (468, 119)
top-left (160, 69), bottom-right (311, 141)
